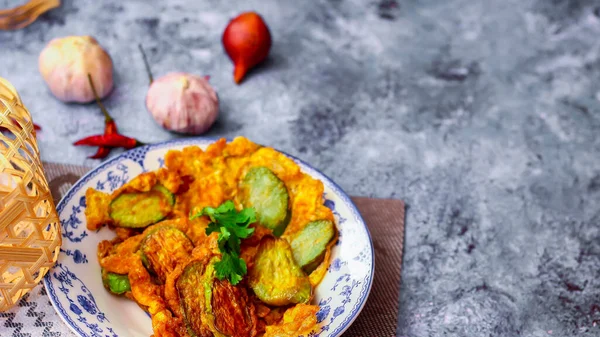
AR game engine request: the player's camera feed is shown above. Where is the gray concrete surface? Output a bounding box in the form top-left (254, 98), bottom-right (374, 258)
top-left (2, 0), bottom-right (600, 336)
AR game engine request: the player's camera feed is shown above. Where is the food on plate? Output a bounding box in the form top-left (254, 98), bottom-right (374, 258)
top-left (263, 304), bottom-right (319, 337)
top-left (189, 200), bottom-right (257, 286)
top-left (109, 184), bottom-right (175, 228)
top-left (84, 137), bottom-right (337, 337)
top-left (290, 219), bottom-right (336, 273)
top-left (140, 226), bottom-right (194, 283)
top-left (101, 269), bottom-right (131, 295)
top-left (239, 166), bottom-right (290, 237)
top-left (177, 258), bottom-right (258, 337)
top-left (177, 260), bottom-right (214, 337)
top-left (85, 188), bottom-right (112, 230)
top-left (249, 237), bottom-right (311, 306)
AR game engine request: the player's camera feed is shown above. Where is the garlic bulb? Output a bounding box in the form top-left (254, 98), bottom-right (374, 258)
top-left (39, 36), bottom-right (113, 103)
top-left (146, 73), bottom-right (219, 135)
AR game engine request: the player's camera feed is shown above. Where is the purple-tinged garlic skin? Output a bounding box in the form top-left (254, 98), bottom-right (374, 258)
top-left (39, 36), bottom-right (113, 103)
top-left (145, 73), bottom-right (219, 135)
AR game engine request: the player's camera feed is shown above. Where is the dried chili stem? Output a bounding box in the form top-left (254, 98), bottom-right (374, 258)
top-left (87, 74), bottom-right (113, 122)
top-left (138, 44), bottom-right (154, 85)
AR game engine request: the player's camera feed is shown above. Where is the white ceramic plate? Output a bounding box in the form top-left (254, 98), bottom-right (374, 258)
top-left (43, 138), bottom-right (374, 337)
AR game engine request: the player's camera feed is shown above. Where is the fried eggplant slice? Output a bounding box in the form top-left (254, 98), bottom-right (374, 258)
top-left (239, 166), bottom-right (290, 236)
top-left (177, 261), bottom-right (213, 337)
top-left (109, 184), bottom-right (175, 228)
top-left (140, 226), bottom-right (194, 282)
top-left (101, 268), bottom-right (131, 295)
top-left (211, 278), bottom-right (258, 337)
top-left (249, 237), bottom-right (312, 306)
top-left (290, 219), bottom-right (335, 273)
top-left (177, 259), bottom-right (258, 337)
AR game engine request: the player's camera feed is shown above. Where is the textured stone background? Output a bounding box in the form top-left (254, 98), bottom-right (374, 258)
top-left (2, 0), bottom-right (600, 336)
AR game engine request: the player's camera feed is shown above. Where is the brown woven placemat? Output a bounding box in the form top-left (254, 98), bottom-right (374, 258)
top-left (42, 162), bottom-right (405, 337)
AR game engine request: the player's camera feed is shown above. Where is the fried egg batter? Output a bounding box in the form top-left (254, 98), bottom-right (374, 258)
top-left (85, 137), bottom-right (336, 337)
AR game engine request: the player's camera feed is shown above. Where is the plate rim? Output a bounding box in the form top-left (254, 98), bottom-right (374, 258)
top-left (43, 136), bottom-right (375, 337)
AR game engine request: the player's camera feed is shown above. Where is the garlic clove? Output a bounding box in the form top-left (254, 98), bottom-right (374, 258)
top-left (145, 72), bottom-right (219, 135)
top-left (39, 36), bottom-right (114, 103)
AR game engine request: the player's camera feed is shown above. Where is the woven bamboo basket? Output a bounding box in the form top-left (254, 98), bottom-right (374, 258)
top-left (0, 0), bottom-right (61, 30)
top-left (0, 77), bottom-right (61, 311)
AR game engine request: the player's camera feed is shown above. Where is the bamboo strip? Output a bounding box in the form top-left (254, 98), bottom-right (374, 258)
top-left (0, 247), bottom-right (44, 262)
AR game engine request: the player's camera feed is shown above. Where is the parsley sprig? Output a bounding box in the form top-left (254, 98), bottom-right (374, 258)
top-left (190, 200), bottom-right (256, 285)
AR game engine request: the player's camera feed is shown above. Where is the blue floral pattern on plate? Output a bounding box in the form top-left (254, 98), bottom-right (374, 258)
top-left (48, 263), bottom-right (117, 337)
top-left (43, 138), bottom-right (374, 337)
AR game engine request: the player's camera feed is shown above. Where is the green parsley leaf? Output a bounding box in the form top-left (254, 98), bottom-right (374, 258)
top-left (205, 221), bottom-right (221, 235)
top-left (214, 252), bottom-right (247, 285)
top-left (189, 200), bottom-right (256, 285)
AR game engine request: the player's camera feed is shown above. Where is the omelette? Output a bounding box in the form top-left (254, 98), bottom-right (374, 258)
top-left (84, 137), bottom-right (337, 337)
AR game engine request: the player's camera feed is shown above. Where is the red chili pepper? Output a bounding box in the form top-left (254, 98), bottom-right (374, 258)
top-left (89, 120), bottom-right (118, 159)
top-left (77, 75), bottom-right (146, 158)
top-left (90, 120), bottom-right (117, 158)
top-left (74, 133), bottom-right (144, 149)
top-left (87, 74), bottom-right (120, 159)
top-left (89, 146), bottom-right (111, 159)
top-left (105, 120), bottom-right (117, 134)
